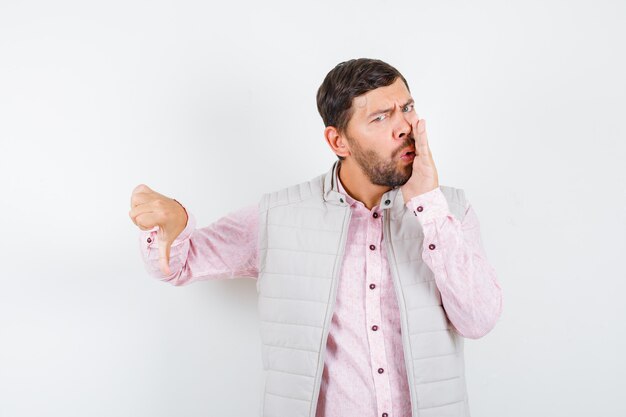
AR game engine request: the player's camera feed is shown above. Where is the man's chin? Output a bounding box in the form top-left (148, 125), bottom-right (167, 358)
top-left (375, 171), bottom-right (412, 188)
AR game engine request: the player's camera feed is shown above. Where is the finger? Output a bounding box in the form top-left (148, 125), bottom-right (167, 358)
top-left (131, 192), bottom-right (159, 209)
top-left (416, 119), bottom-right (430, 155)
top-left (418, 118), bottom-right (427, 141)
top-left (129, 203), bottom-right (154, 221)
top-left (158, 233), bottom-right (172, 276)
top-left (132, 183), bottom-right (153, 195)
top-left (131, 184), bottom-right (151, 207)
top-left (406, 110), bottom-right (419, 128)
top-left (130, 184), bottom-right (162, 208)
top-left (420, 119), bottom-right (435, 160)
top-left (129, 206), bottom-right (161, 230)
top-left (411, 115), bottom-right (419, 137)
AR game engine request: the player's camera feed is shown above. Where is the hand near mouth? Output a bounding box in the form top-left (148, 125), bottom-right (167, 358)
top-left (400, 117), bottom-right (440, 204)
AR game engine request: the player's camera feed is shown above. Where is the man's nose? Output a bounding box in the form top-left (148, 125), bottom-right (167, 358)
top-left (394, 110), bottom-right (413, 141)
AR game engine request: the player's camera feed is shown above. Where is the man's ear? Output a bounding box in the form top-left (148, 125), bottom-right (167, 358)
top-left (324, 126), bottom-right (350, 159)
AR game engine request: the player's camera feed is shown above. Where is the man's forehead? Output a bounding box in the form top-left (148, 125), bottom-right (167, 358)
top-left (352, 90), bottom-right (412, 115)
top-left (354, 95), bottom-right (368, 109)
top-left (352, 78), bottom-right (411, 111)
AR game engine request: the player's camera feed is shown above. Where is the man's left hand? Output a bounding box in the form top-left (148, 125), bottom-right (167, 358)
top-left (400, 118), bottom-right (439, 203)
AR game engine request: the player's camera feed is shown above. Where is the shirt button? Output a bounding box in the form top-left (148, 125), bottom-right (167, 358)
top-left (372, 325), bottom-right (378, 331)
top-left (369, 244), bottom-right (376, 250)
top-left (382, 413), bottom-right (389, 417)
top-left (384, 199), bottom-right (391, 205)
top-left (429, 243), bottom-right (436, 250)
top-left (378, 368), bottom-right (384, 374)
top-left (369, 283), bottom-right (376, 290)
top-left (373, 212), bottom-right (379, 218)
top-left (147, 237), bottom-right (152, 243)
top-left (417, 205), bottom-right (423, 212)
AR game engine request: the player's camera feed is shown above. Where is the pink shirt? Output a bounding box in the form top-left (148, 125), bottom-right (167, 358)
top-left (138, 174), bottom-right (503, 417)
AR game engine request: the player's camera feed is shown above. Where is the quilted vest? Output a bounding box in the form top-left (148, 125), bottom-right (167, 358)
top-left (256, 161), bottom-right (471, 417)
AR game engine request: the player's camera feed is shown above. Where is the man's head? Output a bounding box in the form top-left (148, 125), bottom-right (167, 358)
top-left (316, 58), bottom-right (418, 187)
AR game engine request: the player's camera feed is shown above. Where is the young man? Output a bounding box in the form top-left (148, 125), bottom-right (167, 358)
top-left (129, 58), bottom-right (503, 417)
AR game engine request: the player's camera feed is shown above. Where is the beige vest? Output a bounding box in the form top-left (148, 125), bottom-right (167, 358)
top-left (256, 161), bottom-right (471, 417)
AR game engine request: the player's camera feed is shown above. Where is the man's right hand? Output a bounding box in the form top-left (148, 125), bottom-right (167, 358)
top-left (129, 184), bottom-right (189, 276)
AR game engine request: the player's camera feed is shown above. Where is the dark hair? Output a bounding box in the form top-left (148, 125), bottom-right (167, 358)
top-left (316, 58), bottom-right (410, 160)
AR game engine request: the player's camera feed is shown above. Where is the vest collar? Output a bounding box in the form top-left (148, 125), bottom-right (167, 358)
top-left (322, 160), bottom-right (405, 217)
top-left (322, 160), bottom-right (345, 206)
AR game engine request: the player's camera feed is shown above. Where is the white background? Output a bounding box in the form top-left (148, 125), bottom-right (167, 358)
top-left (1, 0), bottom-right (625, 416)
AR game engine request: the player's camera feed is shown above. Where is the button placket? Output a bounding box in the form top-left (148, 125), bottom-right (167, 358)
top-left (332, 177), bottom-right (403, 416)
top-left (364, 209), bottom-right (393, 417)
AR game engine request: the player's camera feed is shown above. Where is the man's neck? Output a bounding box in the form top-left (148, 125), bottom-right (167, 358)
top-left (337, 160), bottom-right (392, 210)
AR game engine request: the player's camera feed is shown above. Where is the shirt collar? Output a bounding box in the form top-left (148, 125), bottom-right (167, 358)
top-left (327, 160), bottom-right (401, 213)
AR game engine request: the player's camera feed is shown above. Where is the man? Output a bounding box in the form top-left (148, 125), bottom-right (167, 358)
top-left (129, 58), bottom-right (503, 417)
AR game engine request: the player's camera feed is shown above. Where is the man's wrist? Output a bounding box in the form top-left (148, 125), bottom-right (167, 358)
top-left (173, 198), bottom-right (189, 228)
top-left (405, 187), bottom-right (450, 224)
top-left (402, 185), bottom-right (439, 204)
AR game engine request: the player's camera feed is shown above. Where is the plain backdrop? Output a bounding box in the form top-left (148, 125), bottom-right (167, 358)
top-left (1, 0), bottom-right (625, 416)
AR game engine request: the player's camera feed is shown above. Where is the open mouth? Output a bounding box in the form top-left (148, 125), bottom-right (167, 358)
top-left (400, 148), bottom-right (416, 159)
top-left (400, 151), bottom-right (416, 162)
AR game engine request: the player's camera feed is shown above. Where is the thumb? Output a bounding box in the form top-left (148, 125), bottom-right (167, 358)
top-left (410, 114), bottom-right (419, 137)
top-left (157, 226), bottom-right (173, 276)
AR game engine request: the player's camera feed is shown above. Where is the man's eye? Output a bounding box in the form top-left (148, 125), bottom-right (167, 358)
top-left (403, 104), bottom-right (414, 112)
top-left (374, 114), bottom-right (387, 122)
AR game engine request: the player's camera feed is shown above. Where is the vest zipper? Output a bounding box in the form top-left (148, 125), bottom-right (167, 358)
top-left (309, 206), bottom-right (352, 417)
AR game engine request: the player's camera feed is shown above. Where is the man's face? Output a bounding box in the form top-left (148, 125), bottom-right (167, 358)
top-left (343, 77), bottom-right (418, 187)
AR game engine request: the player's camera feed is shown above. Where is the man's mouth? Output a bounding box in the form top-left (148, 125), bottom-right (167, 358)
top-left (399, 147), bottom-right (416, 158)
top-left (400, 150), bottom-right (416, 162)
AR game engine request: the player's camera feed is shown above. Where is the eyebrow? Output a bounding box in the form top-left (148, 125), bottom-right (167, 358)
top-left (366, 98), bottom-right (414, 119)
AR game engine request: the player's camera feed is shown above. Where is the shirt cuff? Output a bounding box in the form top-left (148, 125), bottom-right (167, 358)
top-left (140, 206), bottom-right (196, 249)
top-left (405, 187), bottom-right (451, 224)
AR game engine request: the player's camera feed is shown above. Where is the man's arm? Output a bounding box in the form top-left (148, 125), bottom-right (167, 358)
top-left (406, 187), bottom-right (503, 339)
top-left (138, 202), bottom-right (259, 286)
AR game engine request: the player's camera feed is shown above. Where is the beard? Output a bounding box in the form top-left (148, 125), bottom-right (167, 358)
top-left (346, 133), bottom-right (415, 187)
